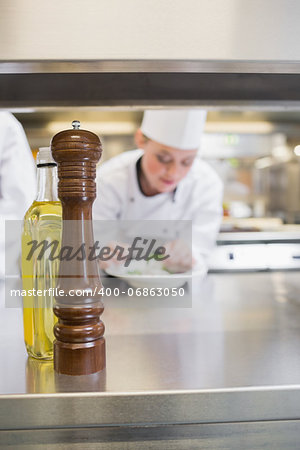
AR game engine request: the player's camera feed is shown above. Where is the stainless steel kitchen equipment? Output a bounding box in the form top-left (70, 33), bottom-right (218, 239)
top-left (1, 272), bottom-right (300, 448)
top-left (209, 231), bottom-right (300, 271)
top-left (257, 160), bottom-right (300, 223)
top-left (2, 0), bottom-right (300, 109)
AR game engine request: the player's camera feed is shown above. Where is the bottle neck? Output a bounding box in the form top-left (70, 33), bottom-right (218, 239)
top-left (36, 165), bottom-right (59, 202)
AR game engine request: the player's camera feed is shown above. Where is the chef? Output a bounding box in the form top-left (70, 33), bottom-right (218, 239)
top-left (94, 109), bottom-right (223, 272)
top-left (0, 112), bottom-right (36, 279)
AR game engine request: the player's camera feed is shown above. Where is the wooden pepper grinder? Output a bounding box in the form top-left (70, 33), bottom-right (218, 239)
top-left (51, 120), bottom-right (105, 375)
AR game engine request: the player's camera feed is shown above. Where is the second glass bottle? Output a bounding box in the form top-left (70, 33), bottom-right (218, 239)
top-left (22, 147), bottom-right (62, 359)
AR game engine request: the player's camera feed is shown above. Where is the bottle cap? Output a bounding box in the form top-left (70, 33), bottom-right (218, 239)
top-left (37, 147), bottom-right (57, 166)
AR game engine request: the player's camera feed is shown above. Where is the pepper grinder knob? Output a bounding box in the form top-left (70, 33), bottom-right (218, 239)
top-left (72, 120), bottom-right (81, 130)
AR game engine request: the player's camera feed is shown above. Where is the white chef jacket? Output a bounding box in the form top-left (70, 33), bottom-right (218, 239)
top-left (94, 150), bottom-right (223, 267)
top-left (0, 112), bottom-right (36, 278)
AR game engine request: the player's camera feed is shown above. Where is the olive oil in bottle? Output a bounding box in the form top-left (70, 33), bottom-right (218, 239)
top-left (22, 148), bottom-right (62, 359)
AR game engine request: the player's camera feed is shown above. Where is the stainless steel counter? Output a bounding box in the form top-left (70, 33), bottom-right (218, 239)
top-left (1, 272), bottom-right (300, 449)
top-left (218, 231), bottom-right (300, 243)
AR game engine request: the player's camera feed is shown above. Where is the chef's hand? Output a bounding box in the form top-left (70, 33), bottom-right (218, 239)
top-left (162, 240), bottom-right (195, 273)
top-left (98, 241), bottom-right (130, 271)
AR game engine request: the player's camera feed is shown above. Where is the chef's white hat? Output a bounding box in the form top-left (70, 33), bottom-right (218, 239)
top-left (140, 109), bottom-right (207, 150)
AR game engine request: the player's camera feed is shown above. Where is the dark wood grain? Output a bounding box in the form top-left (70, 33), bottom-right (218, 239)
top-left (51, 123), bottom-right (106, 375)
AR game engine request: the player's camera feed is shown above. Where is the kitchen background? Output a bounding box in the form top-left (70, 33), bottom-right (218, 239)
top-left (14, 108), bottom-right (300, 229)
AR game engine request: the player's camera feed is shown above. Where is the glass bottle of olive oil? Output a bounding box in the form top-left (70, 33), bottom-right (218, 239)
top-left (22, 147), bottom-right (62, 359)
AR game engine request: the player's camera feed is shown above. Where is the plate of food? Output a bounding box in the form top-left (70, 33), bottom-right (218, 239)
top-left (104, 259), bottom-right (205, 289)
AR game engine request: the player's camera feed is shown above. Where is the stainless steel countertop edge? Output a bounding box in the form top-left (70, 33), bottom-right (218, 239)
top-left (218, 232), bottom-right (300, 243)
top-left (1, 383), bottom-right (300, 399)
top-left (2, 60), bottom-right (300, 74)
top-left (1, 385), bottom-right (300, 430)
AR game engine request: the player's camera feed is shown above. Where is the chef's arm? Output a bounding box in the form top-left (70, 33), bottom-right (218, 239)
top-left (191, 181), bottom-right (224, 271)
top-left (0, 114), bottom-right (36, 278)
